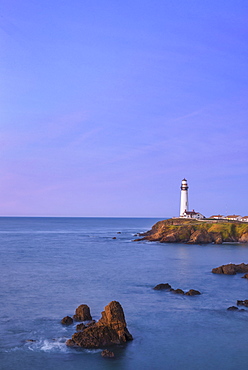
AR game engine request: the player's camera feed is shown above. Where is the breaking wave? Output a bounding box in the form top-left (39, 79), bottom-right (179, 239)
top-left (26, 338), bottom-right (68, 353)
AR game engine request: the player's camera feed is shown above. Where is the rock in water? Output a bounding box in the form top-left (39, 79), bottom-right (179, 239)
top-left (73, 304), bottom-right (92, 321)
top-left (153, 283), bottom-right (171, 290)
top-left (172, 289), bottom-right (185, 295)
top-left (101, 349), bottom-right (115, 358)
top-left (212, 263), bottom-right (248, 275)
top-left (237, 300), bottom-right (248, 307)
top-left (85, 320), bottom-right (96, 327)
top-left (185, 289), bottom-right (201, 296)
top-left (61, 316), bottom-right (73, 325)
top-left (76, 323), bottom-right (86, 331)
top-left (66, 339), bottom-right (79, 347)
top-left (235, 263), bottom-right (248, 273)
top-left (153, 284), bottom-right (201, 296)
top-left (69, 301), bottom-right (133, 349)
top-left (227, 306), bottom-right (239, 311)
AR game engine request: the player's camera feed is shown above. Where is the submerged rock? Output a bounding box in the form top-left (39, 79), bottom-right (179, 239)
top-left (153, 284), bottom-right (201, 296)
top-left (172, 289), bottom-right (185, 295)
top-left (242, 273), bottom-right (248, 279)
top-left (153, 283), bottom-right (171, 290)
top-left (101, 349), bottom-right (115, 358)
top-left (237, 300), bottom-right (248, 307)
top-left (73, 304), bottom-right (92, 321)
top-left (212, 263), bottom-right (248, 275)
top-left (68, 301), bottom-right (133, 349)
top-left (61, 316), bottom-right (73, 325)
top-left (185, 289), bottom-right (201, 296)
top-left (227, 306), bottom-right (239, 311)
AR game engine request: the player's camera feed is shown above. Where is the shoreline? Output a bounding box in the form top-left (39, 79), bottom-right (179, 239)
top-left (136, 218), bottom-right (248, 245)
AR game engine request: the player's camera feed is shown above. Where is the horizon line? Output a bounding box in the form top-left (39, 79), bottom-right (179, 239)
top-left (0, 215), bottom-right (169, 219)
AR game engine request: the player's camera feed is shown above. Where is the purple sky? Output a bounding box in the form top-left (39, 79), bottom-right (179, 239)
top-left (1, 1), bottom-right (248, 217)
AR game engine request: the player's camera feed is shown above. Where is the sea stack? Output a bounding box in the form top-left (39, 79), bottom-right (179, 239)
top-left (67, 301), bottom-right (133, 349)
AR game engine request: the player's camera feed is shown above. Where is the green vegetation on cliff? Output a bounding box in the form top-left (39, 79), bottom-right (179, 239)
top-left (139, 218), bottom-right (248, 244)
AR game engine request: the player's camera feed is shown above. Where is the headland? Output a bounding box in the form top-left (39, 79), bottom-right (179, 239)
top-left (136, 218), bottom-right (248, 244)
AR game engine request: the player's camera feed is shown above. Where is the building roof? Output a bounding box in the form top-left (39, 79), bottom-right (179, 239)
top-left (225, 215), bottom-right (240, 218)
top-left (241, 216), bottom-right (248, 219)
top-left (210, 215), bottom-right (223, 218)
top-left (184, 210), bottom-right (201, 215)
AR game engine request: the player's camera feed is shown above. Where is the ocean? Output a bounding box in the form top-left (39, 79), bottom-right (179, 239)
top-left (1, 217), bottom-right (248, 370)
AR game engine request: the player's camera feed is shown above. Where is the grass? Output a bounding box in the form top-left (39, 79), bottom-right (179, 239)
top-left (152, 218), bottom-right (248, 241)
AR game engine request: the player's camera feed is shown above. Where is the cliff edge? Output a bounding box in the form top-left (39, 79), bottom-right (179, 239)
top-left (136, 218), bottom-right (248, 244)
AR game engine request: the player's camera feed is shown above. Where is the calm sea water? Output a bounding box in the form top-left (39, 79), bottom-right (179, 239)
top-left (1, 217), bottom-right (248, 370)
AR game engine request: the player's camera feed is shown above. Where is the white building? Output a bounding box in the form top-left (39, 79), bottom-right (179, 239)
top-left (210, 215), bottom-right (224, 220)
top-left (181, 210), bottom-right (205, 220)
top-left (224, 215), bottom-right (241, 221)
top-left (179, 178), bottom-right (205, 219)
top-left (241, 216), bottom-right (248, 222)
top-left (180, 178), bottom-right (189, 216)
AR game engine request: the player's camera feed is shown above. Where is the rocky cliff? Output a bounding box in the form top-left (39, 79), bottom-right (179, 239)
top-left (136, 218), bottom-right (248, 244)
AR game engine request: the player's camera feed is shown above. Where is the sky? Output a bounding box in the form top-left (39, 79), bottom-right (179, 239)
top-left (0, 0), bottom-right (248, 217)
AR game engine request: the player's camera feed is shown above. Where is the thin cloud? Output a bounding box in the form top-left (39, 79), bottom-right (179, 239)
top-left (172, 109), bottom-right (204, 122)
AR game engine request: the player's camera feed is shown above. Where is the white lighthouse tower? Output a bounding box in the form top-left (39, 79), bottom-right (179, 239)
top-left (180, 178), bottom-right (189, 216)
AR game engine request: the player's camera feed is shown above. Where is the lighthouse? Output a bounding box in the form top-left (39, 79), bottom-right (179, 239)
top-left (180, 178), bottom-right (189, 216)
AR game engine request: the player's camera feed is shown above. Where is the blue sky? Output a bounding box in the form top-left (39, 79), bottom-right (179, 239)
top-left (1, 1), bottom-right (248, 217)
